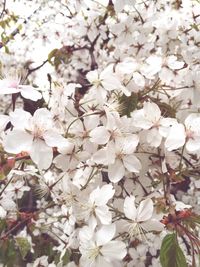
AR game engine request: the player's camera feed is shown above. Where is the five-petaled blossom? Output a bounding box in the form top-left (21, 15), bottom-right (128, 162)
top-left (79, 224), bottom-right (127, 267)
top-left (0, 70), bottom-right (42, 101)
top-left (3, 108), bottom-right (67, 170)
top-left (124, 195), bottom-right (164, 239)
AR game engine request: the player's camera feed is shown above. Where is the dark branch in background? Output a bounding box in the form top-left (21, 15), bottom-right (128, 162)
top-left (0, 0), bottom-right (6, 19)
top-left (24, 59), bottom-right (48, 80)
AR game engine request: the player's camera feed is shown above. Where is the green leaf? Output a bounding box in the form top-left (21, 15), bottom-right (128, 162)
top-left (15, 237), bottom-right (31, 259)
top-left (160, 233), bottom-right (188, 267)
top-left (118, 93), bottom-right (138, 117)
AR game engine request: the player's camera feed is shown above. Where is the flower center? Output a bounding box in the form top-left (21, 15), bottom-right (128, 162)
top-left (87, 246), bottom-right (100, 260)
top-left (127, 222), bottom-right (147, 240)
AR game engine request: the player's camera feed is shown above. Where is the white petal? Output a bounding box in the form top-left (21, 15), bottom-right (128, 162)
top-left (141, 219), bottom-right (164, 232)
top-left (90, 184), bottom-right (115, 206)
top-left (10, 109), bottom-right (31, 129)
top-left (146, 128), bottom-right (162, 147)
top-left (0, 206), bottom-right (7, 218)
top-left (53, 154), bottom-right (70, 171)
top-left (108, 159), bottom-right (125, 183)
top-left (186, 137), bottom-right (200, 152)
top-left (165, 123), bottom-right (186, 151)
top-left (92, 145), bottom-right (115, 165)
top-left (86, 70), bottom-right (99, 83)
top-left (95, 206), bottom-right (112, 225)
top-left (30, 139), bottom-right (53, 170)
top-left (124, 195), bottom-right (137, 220)
top-left (95, 256), bottom-right (112, 267)
top-left (136, 199), bottom-right (153, 222)
top-left (0, 79), bottom-right (20, 94)
top-left (143, 102), bottom-right (161, 123)
top-left (84, 115), bottom-right (99, 130)
top-left (132, 72), bottom-right (145, 87)
top-left (123, 154), bottom-right (141, 173)
top-left (3, 130), bottom-right (33, 153)
top-left (96, 224), bottom-right (116, 246)
top-left (120, 135), bottom-right (139, 154)
top-left (43, 130), bottom-right (67, 147)
top-left (167, 56), bottom-right (184, 70)
top-left (89, 126), bottom-right (110, 145)
top-left (101, 240), bottom-right (127, 260)
top-left (20, 86), bottom-right (42, 101)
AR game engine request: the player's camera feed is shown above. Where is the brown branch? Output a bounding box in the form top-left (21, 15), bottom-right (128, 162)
top-left (0, 0), bottom-right (6, 19)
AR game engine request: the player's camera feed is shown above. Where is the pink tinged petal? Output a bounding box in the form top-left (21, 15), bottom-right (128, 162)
top-left (186, 137), bottom-right (200, 152)
top-left (89, 126), bottom-right (110, 145)
top-left (141, 220), bottom-right (164, 232)
top-left (30, 139), bottom-right (53, 170)
top-left (90, 184), bottom-right (115, 206)
top-left (0, 79), bottom-right (20, 94)
top-left (20, 86), bottom-right (42, 101)
top-left (96, 224), bottom-right (116, 246)
top-left (3, 130), bottom-right (33, 153)
top-left (101, 241), bottom-right (127, 260)
top-left (165, 123), bottom-right (186, 151)
top-left (95, 206), bottom-right (112, 225)
top-left (108, 159), bottom-right (125, 183)
top-left (43, 130), bottom-right (67, 147)
top-left (124, 195), bottom-right (137, 220)
top-left (136, 199), bottom-right (153, 222)
top-left (123, 155), bottom-right (141, 173)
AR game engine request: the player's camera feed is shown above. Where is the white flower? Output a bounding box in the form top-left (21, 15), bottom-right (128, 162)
top-left (86, 65), bottom-right (130, 103)
top-left (74, 184), bottom-right (115, 225)
top-left (132, 102), bottom-right (176, 147)
top-left (0, 70), bottom-right (42, 101)
top-left (165, 113), bottom-right (200, 152)
top-left (79, 224), bottom-right (126, 267)
top-left (108, 136), bottom-right (141, 182)
top-left (124, 196), bottom-right (163, 239)
top-left (166, 55), bottom-right (184, 70)
top-left (3, 108), bottom-right (67, 170)
top-left (92, 136), bottom-right (141, 183)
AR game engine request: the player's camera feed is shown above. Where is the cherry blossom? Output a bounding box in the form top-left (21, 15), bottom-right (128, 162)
top-left (124, 196), bottom-right (164, 239)
top-left (0, 70), bottom-right (42, 101)
top-left (79, 224), bottom-right (127, 267)
top-left (3, 108), bottom-right (67, 169)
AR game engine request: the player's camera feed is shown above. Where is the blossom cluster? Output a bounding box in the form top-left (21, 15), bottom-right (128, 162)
top-left (0, 0), bottom-right (200, 266)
